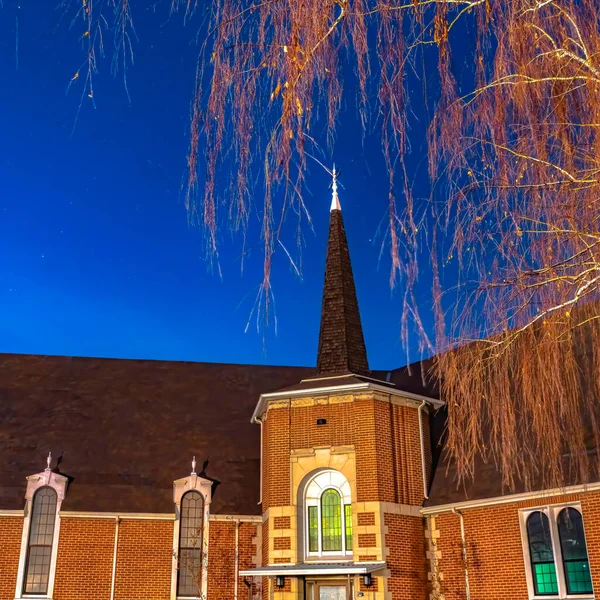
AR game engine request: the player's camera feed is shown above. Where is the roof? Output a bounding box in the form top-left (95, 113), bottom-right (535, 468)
top-left (316, 208), bottom-right (370, 376)
top-left (426, 426), bottom-right (600, 508)
top-left (0, 353), bottom-right (311, 514)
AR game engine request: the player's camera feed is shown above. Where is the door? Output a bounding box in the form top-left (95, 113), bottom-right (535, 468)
top-left (317, 584), bottom-right (347, 600)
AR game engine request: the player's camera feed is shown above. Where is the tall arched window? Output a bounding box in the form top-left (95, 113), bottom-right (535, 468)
top-left (305, 470), bottom-right (352, 557)
top-left (177, 491), bottom-right (205, 597)
top-left (527, 511), bottom-right (558, 596)
top-left (558, 508), bottom-right (593, 595)
top-left (23, 487), bottom-right (57, 595)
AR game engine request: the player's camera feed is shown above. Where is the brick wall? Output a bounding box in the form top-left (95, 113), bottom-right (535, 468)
top-left (0, 515), bottom-right (260, 600)
top-left (54, 518), bottom-right (115, 600)
top-left (208, 521), bottom-right (236, 600)
top-left (114, 520), bottom-right (172, 600)
top-left (391, 404), bottom-right (424, 505)
top-left (354, 398), bottom-right (381, 503)
top-left (581, 492), bottom-right (600, 594)
top-left (0, 517), bottom-right (23, 600)
top-left (385, 513), bottom-right (427, 600)
top-left (206, 520), bottom-right (258, 600)
top-left (432, 492), bottom-right (600, 600)
top-left (268, 396), bottom-right (426, 506)
top-left (290, 402), bottom-right (353, 449)
top-left (238, 522), bottom-right (260, 599)
top-left (263, 407), bottom-right (291, 509)
top-left (262, 520), bottom-right (269, 600)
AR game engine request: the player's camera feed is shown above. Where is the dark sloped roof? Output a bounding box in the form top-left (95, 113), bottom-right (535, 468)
top-left (316, 208), bottom-right (370, 376)
top-left (427, 427), bottom-right (600, 507)
top-left (0, 353), bottom-right (311, 514)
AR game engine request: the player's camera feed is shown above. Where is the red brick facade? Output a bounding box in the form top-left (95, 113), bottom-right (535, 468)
top-left (3, 378), bottom-right (599, 600)
top-left (427, 491), bottom-right (600, 600)
top-left (0, 517), bottom-right (22, 600)
top-left (54, 518), bottom-right (115, 600)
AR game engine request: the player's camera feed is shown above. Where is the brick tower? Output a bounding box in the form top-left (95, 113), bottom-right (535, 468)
top-left (242, 178), bottom-right (440, 600)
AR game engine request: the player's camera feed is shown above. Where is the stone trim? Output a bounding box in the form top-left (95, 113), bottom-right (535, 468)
top-left (15, 469), bottom-right (69, 600)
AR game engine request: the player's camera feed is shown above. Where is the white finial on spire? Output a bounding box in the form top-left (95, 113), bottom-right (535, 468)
top-left (330, 164), bottom-right (341, 212)
top-left (191, 456), bottom-right (197, 475)
top-left (46, 452), bottom-right (52, 472)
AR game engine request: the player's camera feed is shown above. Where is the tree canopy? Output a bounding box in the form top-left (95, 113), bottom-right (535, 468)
top-left (60, 0), bottom-right (600, 492)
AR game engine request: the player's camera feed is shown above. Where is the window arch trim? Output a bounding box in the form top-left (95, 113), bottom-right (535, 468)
top-left (520, 503), bottom-right (594, 600)
top-left (526, 511), bottom-right (558, 596)
top-left (304, 470), bottom-right (353, 558)
top-left (176, 491), bottom-right (205, 598)
top-left (171, 472), bottom-right (212, 600)
top-left (557, 507), bottom-right (593, 596)
top-left (15, 468), bottom-right (68, 600)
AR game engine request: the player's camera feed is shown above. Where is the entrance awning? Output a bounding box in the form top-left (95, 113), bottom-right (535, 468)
top-left (239, 562), bottom-right (386, 577)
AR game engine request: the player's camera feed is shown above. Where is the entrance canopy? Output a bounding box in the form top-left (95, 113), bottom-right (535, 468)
top-left (239, 562), bottom-right (386, 577)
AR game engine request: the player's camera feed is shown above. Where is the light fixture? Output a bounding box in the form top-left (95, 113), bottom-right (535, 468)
top-left (363, 573), bottom-right (373, 588)
top-left (276, 575), bottom-right (285, 589)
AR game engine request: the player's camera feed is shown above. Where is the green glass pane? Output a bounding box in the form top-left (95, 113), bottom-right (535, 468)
top-left (308, 506), bottom-right (318, 553)
top-left (565, 561), bottom-right (593, 595)
top-left (527, 512), bottom-right (554, 563)
top-left (534, 563), bottom-right (559, 596)
top-left (558, 508), bottom-right (589, 561)
top-left (321, 489), bottom-right (342, 552)
top-left (345, 504), bottom-right (353, 551)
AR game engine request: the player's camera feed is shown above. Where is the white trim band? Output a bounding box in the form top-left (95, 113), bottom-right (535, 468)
top-left (59, 511), bottom-right (176, 520)
top-left (252, 380), bottom-right (442, 422)
top-left (240, 562), bottom-right (386, 577)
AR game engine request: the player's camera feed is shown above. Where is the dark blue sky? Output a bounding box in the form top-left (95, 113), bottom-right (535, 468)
top-left (0, 1), bottom-right (440, 369)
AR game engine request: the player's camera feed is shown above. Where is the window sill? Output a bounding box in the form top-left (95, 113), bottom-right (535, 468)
top-left (304, 555), bottom-right (354, 563)
top-left (531, 597), bottom-right (594, 600)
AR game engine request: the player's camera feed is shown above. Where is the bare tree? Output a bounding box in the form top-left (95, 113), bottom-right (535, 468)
top-left (57, 0), bottom-right (600, 491)
top-left (174, 528), bottom-right (208, 599)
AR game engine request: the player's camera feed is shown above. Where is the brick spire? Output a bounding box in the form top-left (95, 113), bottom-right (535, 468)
top-left (316, 180), bottom-right (370, 375)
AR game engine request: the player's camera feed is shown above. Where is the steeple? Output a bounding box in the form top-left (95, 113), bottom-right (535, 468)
top-left (316, 170), bottom-right (369, 376)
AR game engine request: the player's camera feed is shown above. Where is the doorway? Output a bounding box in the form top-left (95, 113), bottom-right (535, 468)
top-left (306, 580), bottom-right (350, 600)
top-left (318, 585), bottom-right (347, 600)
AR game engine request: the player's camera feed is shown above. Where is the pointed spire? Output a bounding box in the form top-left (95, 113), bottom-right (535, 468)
top-left (316, 174), bottom-right (369, 376)
top-left (330, 165), bottom-right (341, 212)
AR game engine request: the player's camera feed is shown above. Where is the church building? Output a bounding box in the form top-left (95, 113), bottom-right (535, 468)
top-left (0, 185), bottom-right (599, 600)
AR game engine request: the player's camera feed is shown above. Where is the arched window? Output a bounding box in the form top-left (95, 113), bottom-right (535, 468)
top-left (177, 491), bottom-right (205, 597)
top-left (558, 508), bottom-right (593, 595)
top-left (305, 470), bottom-right (352, 557)
top-left (23, 487), bottom-right (57, 595)
top-left (527, 511), bottom-right (558, 596)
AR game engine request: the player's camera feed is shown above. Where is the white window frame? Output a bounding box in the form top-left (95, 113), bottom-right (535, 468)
top-left (171, 472), bottom-right (212, 600)
top-left (519, 502), bottom-right (594, 600)
top-left (15, 468), bottom-right (68, 600)
top-left (304, 470), bottom-right (352, 559)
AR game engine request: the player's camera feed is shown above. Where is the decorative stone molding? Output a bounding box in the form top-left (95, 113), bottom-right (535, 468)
top-left (170, 461), bottom-right (213, 600)
top-left (15, 458), bottom-right (69, 600)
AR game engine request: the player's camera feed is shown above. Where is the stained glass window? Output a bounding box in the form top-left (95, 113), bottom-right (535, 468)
top-left (305, 471), bottom-right (352, 557)
top-left (558, 508), bottom-right (593, 595)
top-left (24, 487), bottom-right (57, 595)
top-left (177, 491), bottom-right (205, 597)
top-left (527, 511), bottom-right (558, 596)
top-left (321, 489), bottom-right (342, 552)
top-left (308, 506), bottom-right (319, 552)
top-left (345, 504), bottom-right (353, 551)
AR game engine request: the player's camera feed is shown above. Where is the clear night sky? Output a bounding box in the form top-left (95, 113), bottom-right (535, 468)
top-left (0, 2), bottom-right (440, 369)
